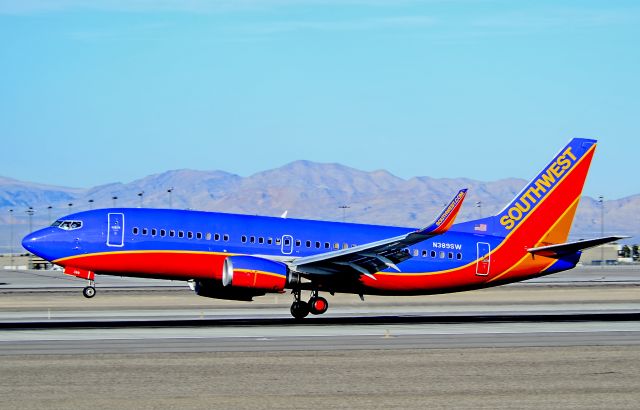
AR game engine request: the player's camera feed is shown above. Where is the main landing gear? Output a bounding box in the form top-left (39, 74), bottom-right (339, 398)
top-left (290, 289), bottom-right (328, 320)
top-left (82, 280), bottom-right (96, 298)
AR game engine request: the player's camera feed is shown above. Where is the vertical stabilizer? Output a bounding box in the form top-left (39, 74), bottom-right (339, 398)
top-left (493, 138), bottom-right (597, 245)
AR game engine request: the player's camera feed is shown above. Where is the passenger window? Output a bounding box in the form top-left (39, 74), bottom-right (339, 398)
top-left (223, 234), bottom-right (229, 241)
top-left (295, 240), bottom-right (301, 247)
top-left (448, 252), bottom-right (453, 259)
top-left (160, 229), bottom-right (166, 237)
top-left (187, 231), bottom-right (194, 239)
top-left (439, 251), bottom-right (445, 259)
top-left (457, 253), bottom-right (462, 260)
top-left (169, 230), bottom-right (175, 237)
top-left (422, 250), bottom-right (427, 257)
top-left (430, 251), bottom-right (436, 258)
top-left (133, 227), bottom-right (139, 235)
top-left (315, 241), bottom-right (321, 248)
top-left (268, 237), bottom-right (273, 245)
top-left (214, 233), bottom-right (220, 241)
top-left (333, 243), bottom-right (339, 250)
top-left (151, 229), bottom-right (157, 236)
top-left (284, 238), bottom-right (291, 246)
top-left (259, 237), bottom-right (264, 244)
top-left (196, 232), bottom-right (203, 240)
top-left (250, 236), bottom-right (255, 244)
top-left (325, 242), bottom-right (330, 249)
top-left (276, 238), bottom-right (282, 245)
top-left (142, 228), bottom-right (148, 235)
top-left (178, 231), bottom-right (184, 238)
top-left (343, 243), bottom-right (349, 249)
top-left (241, 235), bottom-right (247, 243)
top-left (413, 249), bottom-right (419, 257)
top-left (206, 233), bottom-right (211, 240)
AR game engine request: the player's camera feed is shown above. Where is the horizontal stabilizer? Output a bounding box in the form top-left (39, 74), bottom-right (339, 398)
top-left (528, 236), bottom-right (629, 258)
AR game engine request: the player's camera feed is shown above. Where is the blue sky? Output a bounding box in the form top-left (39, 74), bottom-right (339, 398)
top-left (0, 0), bottom-right (638, 199)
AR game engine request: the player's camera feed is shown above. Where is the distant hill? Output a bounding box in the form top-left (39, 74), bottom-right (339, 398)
top-left (0, 161), bottom-right (637, 252)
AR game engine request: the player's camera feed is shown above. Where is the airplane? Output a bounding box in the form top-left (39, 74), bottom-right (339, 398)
top-left (22, 138), bottom-right (624, 319)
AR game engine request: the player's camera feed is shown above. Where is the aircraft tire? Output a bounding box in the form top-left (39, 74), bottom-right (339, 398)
top-left (290, 301), bottom-right (310, 320)
top-left (308, 296), bottom-right (329, 315)
top-left (83, 286), bottom-right (96, 298)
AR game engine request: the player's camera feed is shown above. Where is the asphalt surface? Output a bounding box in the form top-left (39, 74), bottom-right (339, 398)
top-left (0, 266), bottom-right (638, 409)
top-left (1, 347), bottom-right (638, 409)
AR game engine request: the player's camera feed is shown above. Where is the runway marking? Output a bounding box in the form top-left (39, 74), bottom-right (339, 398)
top-left (2, 322), bottom-right (640, 343)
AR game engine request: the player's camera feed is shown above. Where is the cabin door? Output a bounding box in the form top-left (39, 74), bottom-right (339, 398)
top-left (476, 242), bottom-right (491, 276)
top-left (107, 213), bottom-right (125, 247)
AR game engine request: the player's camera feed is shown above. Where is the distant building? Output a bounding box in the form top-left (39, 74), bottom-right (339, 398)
top-left (580, 244), bottom-right (620, 265)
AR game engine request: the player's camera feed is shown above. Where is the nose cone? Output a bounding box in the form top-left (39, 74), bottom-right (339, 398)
top-left (22, 231), bottom-right (43, 257)
top-left (22, 228), bottom-right (63, 261)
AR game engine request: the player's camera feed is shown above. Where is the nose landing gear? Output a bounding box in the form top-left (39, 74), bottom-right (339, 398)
top-left (290, 289), bottom-right (329, 319)
top-left (82, 280), bottom-right (96, 298)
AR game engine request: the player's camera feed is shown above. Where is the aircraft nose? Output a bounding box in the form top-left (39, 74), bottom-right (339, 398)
top-left (22, 228), bottom-right (72, 263)
top-left (22, 231), bottom-right (41, 255)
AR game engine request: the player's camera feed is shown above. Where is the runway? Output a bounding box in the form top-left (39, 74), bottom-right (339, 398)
top-left (1, 266), bottom-right (639, 408)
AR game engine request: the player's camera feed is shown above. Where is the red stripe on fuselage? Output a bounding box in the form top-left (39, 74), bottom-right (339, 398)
top-left (56, 251), bottom-right (228, 281)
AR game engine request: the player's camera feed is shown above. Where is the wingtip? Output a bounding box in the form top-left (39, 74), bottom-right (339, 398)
top-left (417, 188), bottom-right (468, 235)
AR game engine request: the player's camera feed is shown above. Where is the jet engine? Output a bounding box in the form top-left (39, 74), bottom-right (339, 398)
top-left (222, 255), bottom-right (299, 292)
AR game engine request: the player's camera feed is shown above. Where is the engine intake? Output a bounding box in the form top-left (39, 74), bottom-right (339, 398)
top-left (222, 255), bottom-right (299, 292)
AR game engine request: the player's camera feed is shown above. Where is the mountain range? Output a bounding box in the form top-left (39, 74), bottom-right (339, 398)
top-left (0, 161), bottom-right (637, 252)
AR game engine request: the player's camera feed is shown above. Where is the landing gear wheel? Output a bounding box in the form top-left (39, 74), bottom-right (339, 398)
top-left (308, 296), bottom-right (329, 315)
top-left (83, 286), bottom-right (96, 298)
top-left (290, 301), bottom-right (310, 320)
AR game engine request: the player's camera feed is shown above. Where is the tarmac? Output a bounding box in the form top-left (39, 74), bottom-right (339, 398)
top-left (0, 266), bottom-right (639, 409)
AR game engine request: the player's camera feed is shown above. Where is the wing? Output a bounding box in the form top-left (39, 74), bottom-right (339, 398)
top-left (291, 189), bottom-right (468, 280)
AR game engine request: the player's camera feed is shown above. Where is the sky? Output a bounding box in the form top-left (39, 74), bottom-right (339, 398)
top-left (0, 0), bottom-right (638, 199)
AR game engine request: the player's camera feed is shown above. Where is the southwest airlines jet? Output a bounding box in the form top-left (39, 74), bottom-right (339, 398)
top-left (22, 138), bottom-right (623, 319)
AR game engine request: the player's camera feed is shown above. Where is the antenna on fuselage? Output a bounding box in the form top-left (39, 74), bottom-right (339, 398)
top-left (280, 210), bottom-right (288, 219)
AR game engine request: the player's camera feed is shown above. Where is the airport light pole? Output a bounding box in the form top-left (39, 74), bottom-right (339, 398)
top-left (138, 191), bottom-right (144, 207)
top-left (88, 199), bottom-right (94, 210)
top-left (47, 206), bottom-right (52, 223)
top-left (26, 207), bottom-right (34, 234)
top-left (26, 207), bottom-right (34, 269)
top-left (599, 195), bottom-right (604, 267)
top-left (476, 201), bottom-right (482, 218)
top-left (339, 205), bottom-right (350, 222)
top-left (167, 188), bottom-right (174, 209)
top-left (9, 209), bottom-right (13, 269)
top-left (112, 196), bottom-right (118, 207)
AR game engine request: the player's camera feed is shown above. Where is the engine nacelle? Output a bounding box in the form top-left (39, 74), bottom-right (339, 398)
top-left (222, 255), bottom-right (298, 292)
top-left (193, 280), bottom-right (265, 301)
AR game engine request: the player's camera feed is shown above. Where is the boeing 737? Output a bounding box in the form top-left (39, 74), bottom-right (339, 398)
top-left (22, 138), bottom-right (623, 319)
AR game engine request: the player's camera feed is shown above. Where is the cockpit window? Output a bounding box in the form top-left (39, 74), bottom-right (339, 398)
top-left (54, 220), bottom-right (83, 230)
